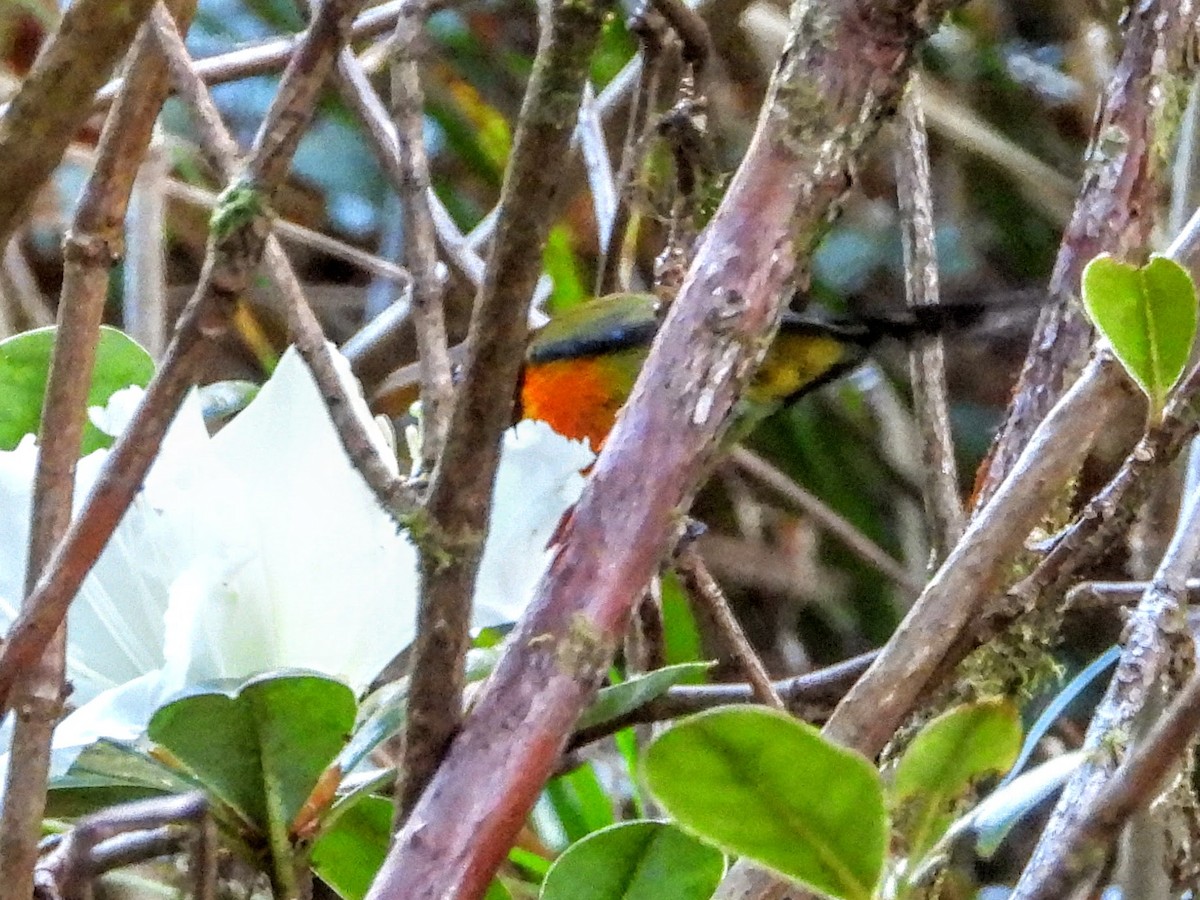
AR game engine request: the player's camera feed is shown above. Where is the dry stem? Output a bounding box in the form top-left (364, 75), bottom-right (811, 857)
top-left (894, 76), bottom-right (963, 562)
top-left (389, 9), bottom-right (453, 468)
top-left (0, 0), bottom-right (157, 246)
top-left (0, 9), bottom-right (190, 894)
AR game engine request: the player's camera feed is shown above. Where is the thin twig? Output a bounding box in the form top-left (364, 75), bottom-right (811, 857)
top-left (64, 142), bottom-right (414, 284)
top-left (0, 0), bottom-right (158, 247)
top-left (0, 9), bottom-right (187, 896)
top-left (578, 83), bottom-right (618, 251)
top-left (894, 75), bottom-right (963, 563)
top-left (675, 543), bottom-right (785, 709)
top-left (972, 0), bottom-right (1193, 507)
top-left (729, 447), bottom-right (923, 597)
top-left (36, 793), bottom-right (213, 900)
top-left (1012, 482), bottom-right (1200, 899)
top-left (389, 7), bottom-right (453, 469)
top-left (1, 239), bottom-right (53, 328)
top-left (124, 130), bottom-right (170, 357)
top-left (596, 6), bottom-right (668, 295)
top-left (397, 0), bottom-right (609, 819)
top-left (0, 0), bottom-right (370, 717)
top-left (568, 650), bottom-right (877, 750)
top-left (151, 2), bottom-right (417, 520)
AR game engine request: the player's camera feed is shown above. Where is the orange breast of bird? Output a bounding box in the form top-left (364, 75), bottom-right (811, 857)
top-left (518, 351), bottom-right (642, 452)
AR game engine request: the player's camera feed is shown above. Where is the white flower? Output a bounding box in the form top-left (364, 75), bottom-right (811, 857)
top-left (0, 346), bottom-right (593, 771)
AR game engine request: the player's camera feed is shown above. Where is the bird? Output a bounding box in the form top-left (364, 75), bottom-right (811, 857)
top-left (373, 292), bottom-right (987, 451)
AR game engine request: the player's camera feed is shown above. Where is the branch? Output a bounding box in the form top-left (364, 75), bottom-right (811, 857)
top-left (675, 542), bottom-right (784, 710)
top-left (0, 9), bottom-right (191, 896)
top-left (150, 3), bottom-right (418, 521)
top-left (397, 0), bottom-right (608, 816)
top-left (972, 0), bottom-right (1191, 505)
top-left (1012, 479), bottom-right (1200, 899)
top-left (0, 0), bottom-right (157, 247)
top-left (928, 204), bottom-right (1200, 691)
top-left (0, 0), bottom-right (368, 716)
top-left (894, 75), bottom-right (963, 562)
top-left (92, 0), bottom-right (429, 109)
top-left (567, 651), bottom-right (876, 750)
top-left (389, 8), bottom-right (453, 469)
top-left (363, 0), bottom-right (964, 896)
top-left (36, 793), bottom-right (214, 900)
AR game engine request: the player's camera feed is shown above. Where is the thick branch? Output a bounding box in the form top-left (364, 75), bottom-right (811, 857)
top-left (363, 1), bottom-right (962, 897)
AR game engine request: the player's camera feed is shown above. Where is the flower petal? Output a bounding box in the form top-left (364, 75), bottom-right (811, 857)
top-left (474, 420), bottom-right (593, 626)
top-left (159, 347), bottom-right (418, 694)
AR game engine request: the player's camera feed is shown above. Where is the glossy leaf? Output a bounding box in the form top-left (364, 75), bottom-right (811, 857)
top-left (576, 662), bottom-right (713, 732)
top-left (0, 325), bottom-right (154, 452)
top-left (970, 752), bottom-right (1085, 859)
top-left (311, 795), bottom-right (391, 900)
top-left (337, 647), bottom-right (500, 774)
top-left (644, 706), bottom-right (886, 900)
top-left (546, 762), bottom-right (615, 845)
top-left (147, 672), bottom-right (356, 840)
top-left (1082, 254), bottom-right (1198, 417)
top-left (540, 821), bottom-right (725, 900)
top-left (45, 739), bottom-right (199, 820)
top-left (891, 699), bottom-right (1022, 859)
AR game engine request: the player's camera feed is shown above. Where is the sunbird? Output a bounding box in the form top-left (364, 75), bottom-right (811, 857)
top-left (374, 292), bottom-right (983, 451)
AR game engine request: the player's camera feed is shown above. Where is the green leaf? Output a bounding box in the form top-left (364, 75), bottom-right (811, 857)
top-left (311, 795), bottom-right (391, 900)
top-left (147, 673), bottom-right (356, 840)
top-left (45, 740), bottom-right (198, 820)
top-left (644, 706), bottom-right (886, 900)
top-left (1082, 254), bottom-right (1198, 417)
top-left (890, 699), bottom-right (1022, 860)
top-left (337, 648), bottom-right (501, 774)
top-left (0, 326), bottom-right (154, 453)
top-left (576, 663), bottom-right (713, 732)
top-left (540, 821), bottom-right (725, 900)
top-left (546, 762), bottom-right (615, 845)
top-left (660, 573), bottom-right (706, 681)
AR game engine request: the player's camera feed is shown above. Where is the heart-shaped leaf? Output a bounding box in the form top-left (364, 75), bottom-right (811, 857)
top-left (1082, 254), bottom-right (1198, 418)
top-left (890, 699), bottom-right (1022, 860)
top-left (0, 325), bottom-right (154, 452)
top-left (643, 706), bottom-right (886, 900)
top-left (540, 821), bottom-right (725, 900)
top-left (148, 672), bottom-right (356, 843)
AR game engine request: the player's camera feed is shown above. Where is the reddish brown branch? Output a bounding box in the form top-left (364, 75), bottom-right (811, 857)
top-left (363, 0), bottom-right (962, 896)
